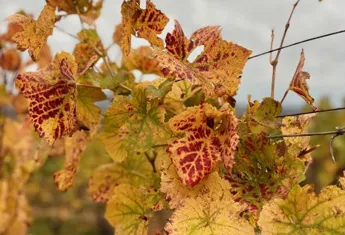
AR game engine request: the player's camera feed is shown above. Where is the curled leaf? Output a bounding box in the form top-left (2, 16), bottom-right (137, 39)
top-left (288, 50), bottom-right (317, 110)
top-left (7, 4), bottom-right (56, 61)
top-left (53, 130), bottom-right (88, 191)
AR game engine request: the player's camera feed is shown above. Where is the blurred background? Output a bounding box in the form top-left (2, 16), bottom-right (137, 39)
top-left (0, 0), bottom-right (344, 234)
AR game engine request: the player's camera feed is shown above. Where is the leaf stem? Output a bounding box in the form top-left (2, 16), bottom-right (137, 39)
top-left (55, 26), bottom-right (78, 40)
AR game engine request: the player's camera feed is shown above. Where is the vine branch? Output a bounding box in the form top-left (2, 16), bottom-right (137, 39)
top-left (269, 0), bottom-right (300, 99)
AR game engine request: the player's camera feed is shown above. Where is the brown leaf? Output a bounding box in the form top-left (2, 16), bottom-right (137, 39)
top-left (289, 50), bottom-right (317, 110)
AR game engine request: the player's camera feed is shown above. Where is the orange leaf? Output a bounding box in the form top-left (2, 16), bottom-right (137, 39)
top-left (122, 46), bottom-right (163, 75)
top-left (15, 51), bottom-right (79, 145)
top-left (0, 48), bottom-right (21, 72)
top-left (7, 4), bottom-right (56, 61)
top-left (120, 0), bottom-right (168, 55)
top-left (289, 50), bottom-right (317, 110)
top-left (167, 103), bottom-right (238, 186)
top-left (47, 0), bottom-right (103, 25)
top-left (154, 22), bottom-right (251, 98)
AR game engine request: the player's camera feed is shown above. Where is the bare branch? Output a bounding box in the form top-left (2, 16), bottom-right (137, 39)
top-left (269, 0), bottom-right (300, 99)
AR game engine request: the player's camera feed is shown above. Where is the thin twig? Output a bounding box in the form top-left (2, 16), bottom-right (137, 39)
top-left (249, 29), bottom-right (345, 60)
top-left (269, 0), bottom-right (300, 99)
top-left (277, 107), bottom-right (345, 118)
top-left (55, 26), bottom-right (78, 40)
top-left (73, 0), bottom-right (85, 30)
top-left (269, 30), bottom-right (274, 63)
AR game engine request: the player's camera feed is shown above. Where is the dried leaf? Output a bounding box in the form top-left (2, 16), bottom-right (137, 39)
top-left (47, 0), bottom-right (103, 25)
top-left (120, 0), bottom-right (168, 55)
top-left (53, 130), bottom-right (88, 191)
top-left (288, 50), bottom-right (317, 110)
top-left (7, 4), bottom-right (56, 61)
top-left (16, 51), bottom-right (79, 145)
top-left (154, 22), bottom-right (251, 98)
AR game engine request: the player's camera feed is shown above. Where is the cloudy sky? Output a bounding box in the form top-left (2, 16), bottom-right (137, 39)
top-left (1, 0), bottom-right (344, 108)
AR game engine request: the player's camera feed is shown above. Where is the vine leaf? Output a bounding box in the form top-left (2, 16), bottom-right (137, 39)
top-left (0, 48), bottom-right (21, 71)
top-left (53, 130), bottom-right (88, 191)
top-left (164, 172), bottom-right (254, 235)
top-left (88, 155), bottom-right (153, 203)
top-left (7, 4), bottom-right (56, 61)
top-left (281, 113), bottom-right (316, 158)
top-left (122, 46), bottom-right (163, 75)
top-left (73, 29), bottom-right (104, 73)
top-left (105, 184), bottom-right (156, 235)
top-left (258, 184), bottom-right (345, 234)
top-left (154, 20), bottom-right (251, 98)
top-left (100, 90), bottom-right (171, 162)
top-left (167, 103), bottom-right (238, 186)
top-left (245, 97), bottom-right (282, 134)
top-left (120, 0), bottom-right (169, 55)
top-left (47, 0), bottom-right (103, 25)
top-left (288, 50), bottom-right (317, 110)
top-left (76, 86), bottom-right (106, 128)
top-left (16, 51), bottom-right (79, 145)
top-left (160, 156), bottom-right (232, 209)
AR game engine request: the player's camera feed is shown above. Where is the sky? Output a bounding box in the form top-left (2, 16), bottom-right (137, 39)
top-left (0, 0), bottom-right (344, 109)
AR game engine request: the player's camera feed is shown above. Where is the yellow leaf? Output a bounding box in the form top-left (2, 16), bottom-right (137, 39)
top-left (76, 86), bottom-right (106, 128)
top-left (88, 155), bottom-right (152, 203)
top-left (258, 185), bottom-right (345, 235)
top-left (7, 4), bottom-right (56, 61)
top-left (165, 178), bottom-right (254, 235)
top-left (16, 51), bottom-right (79, 145)
top-left (105, 184), bottom-right (156, 235)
